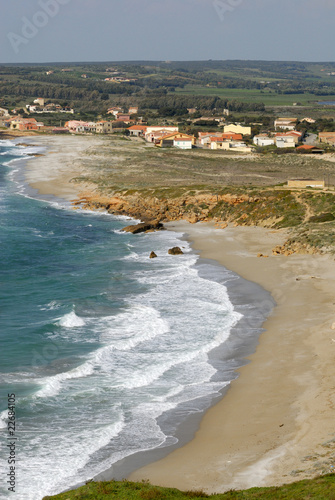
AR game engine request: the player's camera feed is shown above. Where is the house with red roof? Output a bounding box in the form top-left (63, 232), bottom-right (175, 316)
top-left (296, 145), bottom-right (323, 154)
top-left (155, 132), bottom-right (195, 148)
top-left (275, 130), bottom-right (303, 144)
top-left (210, 134), bottom-right (243, 150)
top-left (9, 118), bottom-right (42, 131)
top-left (127, 125), bottom-right (148, 137)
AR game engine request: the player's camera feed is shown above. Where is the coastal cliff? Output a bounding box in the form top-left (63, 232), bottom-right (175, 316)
top-left (73, 187), bottom-right (335, 256)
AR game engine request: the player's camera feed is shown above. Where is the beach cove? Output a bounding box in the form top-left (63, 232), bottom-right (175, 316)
top-left (129, 222), bottom-right (335, 492)
top-left (2, 133), bottom-right (335, 496)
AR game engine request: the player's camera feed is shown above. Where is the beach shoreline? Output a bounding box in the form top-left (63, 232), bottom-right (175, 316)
top-left (19, 134), bottom-right (104, 202)
top-left (128, 221), bottom-right (335, 493)
top-left (15, 135), bottom-right (335, 494)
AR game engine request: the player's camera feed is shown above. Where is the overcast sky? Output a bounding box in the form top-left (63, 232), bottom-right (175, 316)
top-left (1, 0), bottom-right (335, 64)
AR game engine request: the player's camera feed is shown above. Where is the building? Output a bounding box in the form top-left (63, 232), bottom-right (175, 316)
top-left (107, 107), bottom-right (123, 116)
top-left (65, 120), bottom-right (97, 133)
top-left (275, 136), bottom-right (296, 148)
top-left (287, 179), bottom-right (325, 188)
top-left (116, 114), bottom-right (131, 122)
top-left (34, 98), bottom-right (45, 106)
top-left (210, 134), bottom-right (243, 149)
top-left (275, 130), bottom-right (302, 144)
top-left (296, 145), bottom-right (323, 154)
top-left (52, 127), bottom-right (70, 134)
top-left (274, 118), bottom-right (298, 130)
top-left (96, 121), bottom-right (114, 134)
top-left (198, 132), bottom-right (223, 146)
top-left (127, 125), bottom-right (148, 137)
top-left (9, 118), bottom-right (40, 131)
top-left (223, 124), bottom-right (251, 136)
top-left (173, 137), bottom-right (193, 150)
top-left (300, 117), bottom-right (316, 124)
top-left (128, 106), bottom-right (138, 115)
top-left (145, 126), bottom-right (178, 143)
top-left (253, 134), bottom-right (275, 147)
top-left (211, 139), bottom-right (252, 152)
top-left (155, 132), bottom-right (195, 148)
top-left (319, 132), bottom-right (335, 146)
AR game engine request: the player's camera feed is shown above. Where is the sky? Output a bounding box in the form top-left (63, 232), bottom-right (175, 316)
top-left (0, 0), bottom-right (335, 64)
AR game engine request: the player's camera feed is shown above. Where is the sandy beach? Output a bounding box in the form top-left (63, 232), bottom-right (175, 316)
top-left (21, 138), bottom-right (335, 494)
top-left (128, 221), bottom-right (335, 493)
top-left (22, 134), bottom-right (105, 201)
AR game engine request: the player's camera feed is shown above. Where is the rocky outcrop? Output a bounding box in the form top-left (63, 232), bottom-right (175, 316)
top-left (121, 221), bottom-right (163, 234)
top-left (72, 189), bottom-right (335, 256)
top-left (149, 251), bottom-right (157, 259)
top-left (168, 247), bottom-right (184, 255)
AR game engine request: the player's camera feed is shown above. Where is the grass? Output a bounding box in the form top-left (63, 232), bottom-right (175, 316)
top-left (42, 474), bottom-right (335, 499)
top-left (173, 85), bottom-right (334, 106)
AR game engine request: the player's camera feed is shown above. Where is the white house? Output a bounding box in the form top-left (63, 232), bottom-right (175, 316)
top-left (173, 138), bottom-right (193, 150)
top-left (275, 136), bottom-right (296, 148)
top-left (274, 118), bottom-right (297, 130)
top-left (253, 134), bottom-right (275, 147)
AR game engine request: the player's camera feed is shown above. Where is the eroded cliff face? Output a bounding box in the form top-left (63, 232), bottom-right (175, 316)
top-left (72, 189), bottom-right (335, 256)
top-left (73, 192), bottom-right (274, 225)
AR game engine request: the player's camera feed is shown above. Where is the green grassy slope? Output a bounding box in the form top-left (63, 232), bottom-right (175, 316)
top-left (43, 474), bottom-right (335, 499)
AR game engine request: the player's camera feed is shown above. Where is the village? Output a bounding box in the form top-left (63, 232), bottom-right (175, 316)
top-left (1, 100), bottom-right (335, 158)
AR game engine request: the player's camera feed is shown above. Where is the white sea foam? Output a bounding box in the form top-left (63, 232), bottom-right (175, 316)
top-left (34, 360), bottom-right (95, 398)
top-left (0, 410), bottom-right (8, 430)
top-left (58, 311), bottom-right (86, 328)
top-left (0, 139), bottom-right (15, 148)
top-left (0, 189), bottom-right (250, 500)
top-left (18, 416), bottom-right (126, 500)
top-left (39, 301), bottom-right (61, 311)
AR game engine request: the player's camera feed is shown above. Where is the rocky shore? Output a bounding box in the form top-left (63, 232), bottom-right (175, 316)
top-left (72, 189), bottom-right (335, 256)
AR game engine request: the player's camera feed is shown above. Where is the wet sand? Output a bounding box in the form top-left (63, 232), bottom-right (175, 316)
top-left (129, 221), bottom-right (335, 493)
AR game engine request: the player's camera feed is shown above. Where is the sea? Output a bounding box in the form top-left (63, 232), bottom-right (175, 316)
top-left (0, 138), bottom-right (274, 499)
top-left (317, 101), bottom-right (335, 105)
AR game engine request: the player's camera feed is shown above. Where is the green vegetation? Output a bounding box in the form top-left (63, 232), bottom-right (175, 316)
top-left (43, 474), bottom-right (335, 500)
top-left (2, 60), bottom-right (335, 126)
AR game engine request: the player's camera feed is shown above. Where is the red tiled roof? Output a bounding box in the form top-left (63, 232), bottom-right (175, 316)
top-left (296, 145), bottom-right (317, 150)
top-left (210, 133), bottom-right (242, 142)
top-left (128, 125), bottom-right (147, 131)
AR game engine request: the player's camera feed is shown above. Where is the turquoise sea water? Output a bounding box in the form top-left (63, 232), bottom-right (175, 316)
top-left (0, 139), bottom-right (273, 499)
